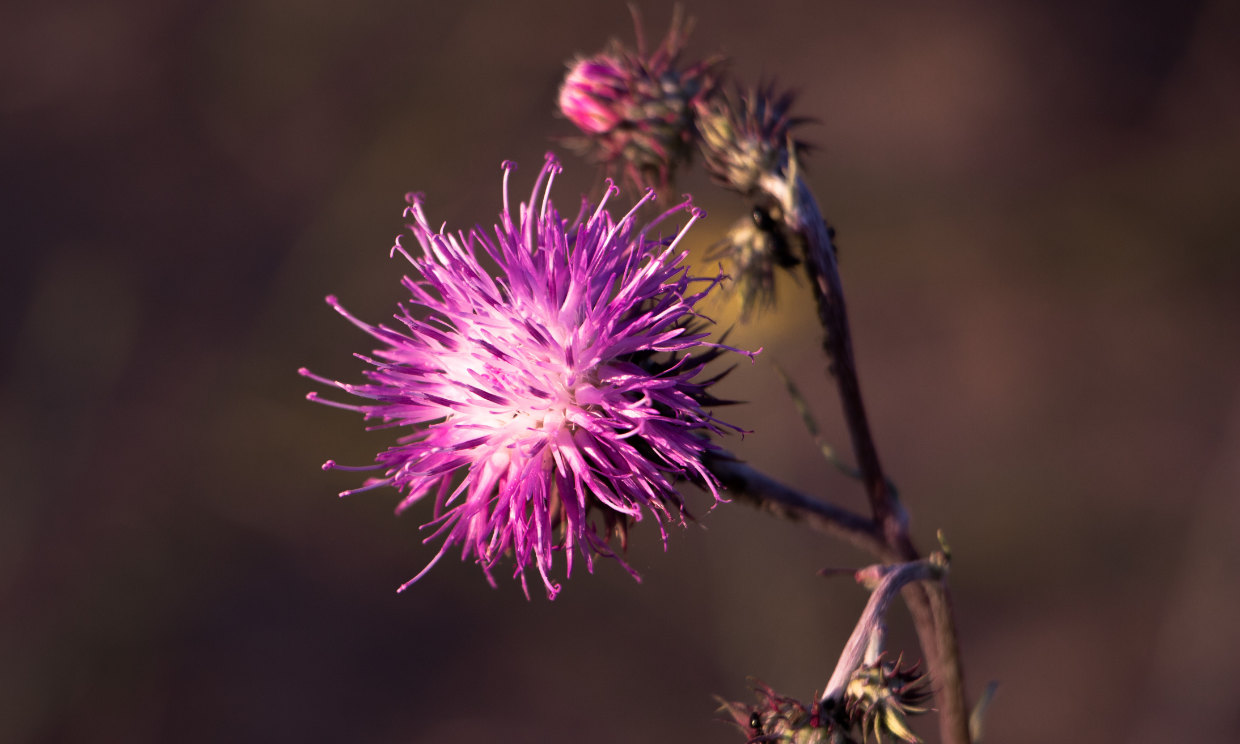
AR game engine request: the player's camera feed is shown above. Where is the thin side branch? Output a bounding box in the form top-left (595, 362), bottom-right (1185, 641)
top-left (705, 455), bottom-right (887, 557)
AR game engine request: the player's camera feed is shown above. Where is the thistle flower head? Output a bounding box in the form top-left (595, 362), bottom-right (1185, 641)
top-left (302, 154), bottom-right (750, 599)
top-left (558, 5), bottom-right (723, 192)
top-left (696, 84), bottom-right (811, 196)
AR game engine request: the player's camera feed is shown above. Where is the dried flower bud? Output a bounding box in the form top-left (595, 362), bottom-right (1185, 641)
top-left (720, 682), bottom-right (839, 744)
top-left (696, 85), bottom-right (810, 196)
top-left (721, 659), bottom-right (929, 744)
top-left (707, 205), bottom-right (800, 320)
top-left (558, 6), bottom-right (723, 192)
top-left (843, 657), bottom-right (931, 744)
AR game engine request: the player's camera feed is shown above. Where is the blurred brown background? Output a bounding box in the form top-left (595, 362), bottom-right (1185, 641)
top-left (3, 0), bottom-right (1238, 742)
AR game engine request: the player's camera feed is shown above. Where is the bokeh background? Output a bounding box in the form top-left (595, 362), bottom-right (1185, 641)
top-left (3, 1), bottom-right (1238, 742)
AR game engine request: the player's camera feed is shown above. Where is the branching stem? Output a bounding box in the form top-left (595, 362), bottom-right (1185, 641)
top-left (752, 167), bottom-right (973, 744)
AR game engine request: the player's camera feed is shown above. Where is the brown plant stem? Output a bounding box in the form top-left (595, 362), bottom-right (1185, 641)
top-left (927, 582), bottom-right (971, 744)
top-left (755, 168), bottom-right (972, 744)
top-left (705, 455), bottom-right (887, 557)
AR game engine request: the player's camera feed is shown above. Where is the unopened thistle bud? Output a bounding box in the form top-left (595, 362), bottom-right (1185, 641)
top-left (558, 56), bottom-right (628, 134)
top-left (696, 85), bottom-right (810, 196)
top-left (558, 6), bottom-right (723, 192)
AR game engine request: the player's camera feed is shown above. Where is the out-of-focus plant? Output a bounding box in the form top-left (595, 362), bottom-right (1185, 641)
top-left (306, 5), bottom-right (986, 743)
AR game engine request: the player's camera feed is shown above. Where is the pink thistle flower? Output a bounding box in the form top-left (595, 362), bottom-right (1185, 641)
top-left (302, 154), bottom-right (751, 599)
